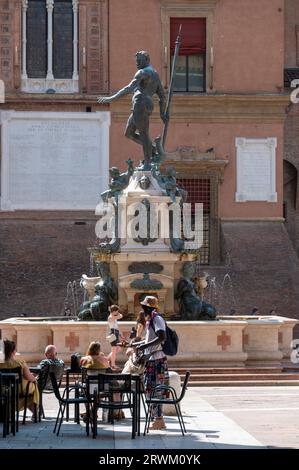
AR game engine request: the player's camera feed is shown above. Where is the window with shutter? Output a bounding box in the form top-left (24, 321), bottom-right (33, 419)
top-left (170, 17), bottom-right (206, 92)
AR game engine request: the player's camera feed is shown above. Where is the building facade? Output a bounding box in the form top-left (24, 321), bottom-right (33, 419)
top-left (1, 0), bottom-right (299, 323)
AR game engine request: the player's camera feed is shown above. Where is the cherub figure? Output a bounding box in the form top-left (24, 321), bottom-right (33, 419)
top-left (101, 158), bottom-right (134, 202)
top-left (152, 165), bottom-right (187, 202)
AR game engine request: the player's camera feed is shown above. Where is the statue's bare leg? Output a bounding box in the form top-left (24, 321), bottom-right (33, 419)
top-left (125, 114), bottom-right (143, 146)
top-left (133, 107), bottom-right (152, 168)
top-left (125, 113), bottom-right (157, 165)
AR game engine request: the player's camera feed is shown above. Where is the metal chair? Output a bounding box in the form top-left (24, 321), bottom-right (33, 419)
top-left (49, 372), bottom-right (92, 436)
top-left (37, 363), bottom-right (65, 419)
top-left (144, 370), bottom-right (190, 436)
top-left (86, 373), bottom-right (136, 439)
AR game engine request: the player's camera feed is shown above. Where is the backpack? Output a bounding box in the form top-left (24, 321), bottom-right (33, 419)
top-left (150, 314), bottom-right (179, 357)
top-left (70, 353), bottom-right (82, 371)
top-left (163, 324), bottom-right (179, 356)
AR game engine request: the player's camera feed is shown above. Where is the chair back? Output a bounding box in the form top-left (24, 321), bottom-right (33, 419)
top-left (0, 367), bottom-right (22, 384)
top-left (49, 372), bottom-right (63, 402)
top-left (81, 367), bottom-right (109, 385)
top-left (43, 363), bottom-right (64, 391)
top-left (86, 373), bottom-right (132, 398)
top-left (177, 371), bottom-right (190, 402)
top-left (0, 367), bottom-right (22, 398)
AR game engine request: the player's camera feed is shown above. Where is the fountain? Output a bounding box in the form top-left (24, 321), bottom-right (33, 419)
top-left (219, 273), bottom-right (237, 314)
top-left (207, 276), bottom-right (218, 307)
top-left (0, 44), bottom-right (298, 367)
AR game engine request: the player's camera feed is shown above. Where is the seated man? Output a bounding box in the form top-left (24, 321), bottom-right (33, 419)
top-left (38, 345), bottom-right (65, 390)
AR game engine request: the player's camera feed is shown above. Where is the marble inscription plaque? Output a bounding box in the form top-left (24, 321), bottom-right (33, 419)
top-left (235, 137), bottom-right (277, 202)
top-left (0, 111), bottom-right (110, 210)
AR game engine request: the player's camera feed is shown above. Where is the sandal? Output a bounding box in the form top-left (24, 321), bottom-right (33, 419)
top-left (149, 417), bottom-right (166, 430)
top-left (113, 410), bottom-right (125, 420)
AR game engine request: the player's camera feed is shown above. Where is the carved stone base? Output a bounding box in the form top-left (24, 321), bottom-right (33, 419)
top-left (1, 316), bottom-right (296, 365)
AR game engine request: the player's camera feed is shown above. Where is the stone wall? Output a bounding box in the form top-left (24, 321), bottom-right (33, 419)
top-left (206, 221), bottom-right (299, 337)
top-left (1, 317), bottom-right (297, 366)
top-left (0, 212), bottom-right (97, 319)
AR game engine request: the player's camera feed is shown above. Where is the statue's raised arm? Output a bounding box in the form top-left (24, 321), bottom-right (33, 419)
top-left (97, 50), bottom-right (166, 170)
top-left (97, 77), bottom-right (138, 104)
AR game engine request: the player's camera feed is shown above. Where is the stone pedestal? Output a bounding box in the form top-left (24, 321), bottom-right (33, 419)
top-left (1, 316), bottom-right (297, 366)
top-left (113, 252), bottom-right (181, 317)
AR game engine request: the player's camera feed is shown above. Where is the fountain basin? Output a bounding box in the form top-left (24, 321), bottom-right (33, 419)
top-left (0, 315), bottom-right (297, 366)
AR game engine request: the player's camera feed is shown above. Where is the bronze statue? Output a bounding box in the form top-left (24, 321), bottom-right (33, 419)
top-left (175, 262), bottom-right (217, 321)
top-left (77, 262), bottom-right (117, 321)
top-left (101, 158), bottom-right (134, 203)
top-left (152, 165), bottom-right (187, 202)
top-left (98, 51), bottom-right (167, 170)
top-left (78, 284), bottom-right (109, 321)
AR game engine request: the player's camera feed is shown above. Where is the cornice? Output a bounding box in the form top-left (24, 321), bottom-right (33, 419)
top-left (110, 93), bottom-right (290, 124)
top-left (3, 93), bottom-right (290, 123)
top-left (4, 93), bottom-right (97, 105)
top-left (161, 147), bottom-right (229, 182)
top-left (161, 0), bottom-right (219, 10)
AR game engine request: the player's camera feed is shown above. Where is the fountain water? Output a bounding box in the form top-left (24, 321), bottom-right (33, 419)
top-left (89, 252), bottom-right (95, 276)
top-left (61, 280), bottom-right (82, 316)
top-left (218, 273), bottom-right (237, 314)
top-left (206, 276), bottom-right (218, 307)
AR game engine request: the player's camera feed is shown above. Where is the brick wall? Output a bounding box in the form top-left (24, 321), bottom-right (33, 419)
top-left (0, 213), bottom-right (97, 319)
top-left (206, 221), bottom-right (299, 336)
top-left (0, 0), bottom-right (21, 92)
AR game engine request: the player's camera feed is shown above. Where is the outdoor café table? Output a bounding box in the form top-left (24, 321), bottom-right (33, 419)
top-left (0, 372), bottom-right (20, 435)
top-left (86, 372), bottom-right (142, 439)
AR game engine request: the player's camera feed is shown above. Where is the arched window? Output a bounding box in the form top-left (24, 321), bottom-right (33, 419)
top-left (21, 0), bottom-right (79, 93)
top-left (283, 160), bottom-right (298, 248)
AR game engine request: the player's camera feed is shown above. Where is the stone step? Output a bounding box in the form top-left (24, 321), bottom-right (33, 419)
top-left (177, 373), bottom-right (299, 382)
top-left (172, 367), bottom-right (283, 375)
top-left (188, 379), bottom-right (299, 387)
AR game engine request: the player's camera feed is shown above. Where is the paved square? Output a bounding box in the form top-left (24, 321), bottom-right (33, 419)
top-left (2, 386), bottom-right (297, 449)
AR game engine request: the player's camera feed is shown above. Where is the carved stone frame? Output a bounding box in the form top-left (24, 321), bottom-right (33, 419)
top-left (161, 148), bottom-right (228, 264)
top-left (161, 0), bottom-right (219, 92)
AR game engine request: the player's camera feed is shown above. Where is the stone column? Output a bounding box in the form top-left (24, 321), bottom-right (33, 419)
top-left (21, 0), bottom-right (28, 80)
top-left (46, 0), bottom-right (54, 80)
top-left (72, 0), bottom-right (79, 80)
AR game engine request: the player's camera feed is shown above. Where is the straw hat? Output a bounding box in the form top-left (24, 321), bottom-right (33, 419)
top-left (140, 296), bottom-right (158, 309)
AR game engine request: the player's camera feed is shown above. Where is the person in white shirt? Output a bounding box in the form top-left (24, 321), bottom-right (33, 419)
top-left (107, 304), bottom-right (123, 369)
top-left (135, 296), bottom-right (169, 430)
